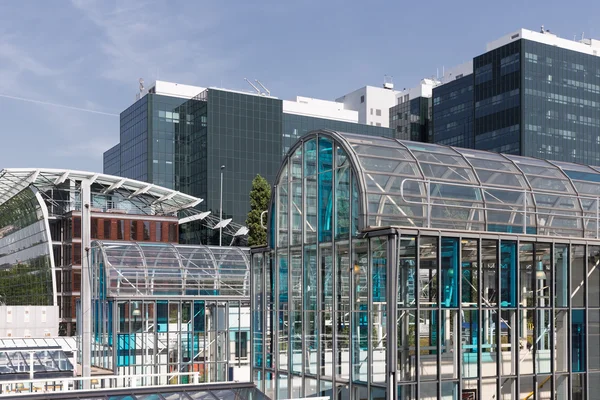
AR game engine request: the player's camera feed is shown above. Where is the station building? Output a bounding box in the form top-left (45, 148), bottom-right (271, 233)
top-left (251, 129), bottom-right (600, 399)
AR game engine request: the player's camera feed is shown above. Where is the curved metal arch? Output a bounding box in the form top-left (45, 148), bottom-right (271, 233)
top-left (545, 159), bottom-right (586, 235)
top-left (266, 129), bottom-right (371, 247)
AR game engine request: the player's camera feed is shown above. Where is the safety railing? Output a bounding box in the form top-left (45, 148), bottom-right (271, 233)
top-left (0, 371), bottom-right (204, 396)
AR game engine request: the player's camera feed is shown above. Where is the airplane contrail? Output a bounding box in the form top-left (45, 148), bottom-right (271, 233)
top-left (0, 93), bottom-right (119, 117)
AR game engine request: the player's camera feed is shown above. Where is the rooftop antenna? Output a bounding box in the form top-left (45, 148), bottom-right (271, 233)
top-left (244, 78), bottom-right (261, 94)
top-left (582, 32), bottom-right (585, 41)
top-left (255, 79), bottom-right (271, 96)
top-left (139, 78), bottom-right (145, 93)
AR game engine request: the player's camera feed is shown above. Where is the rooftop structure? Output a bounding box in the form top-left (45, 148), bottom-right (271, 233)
top-left (487, 27), bottom-right (600, 56)
top-left (252, 129), bottom-right (600, 399)
top-left (87, 241), bottom-right (251, 383)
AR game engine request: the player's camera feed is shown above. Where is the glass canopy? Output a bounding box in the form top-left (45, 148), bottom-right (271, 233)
top-left (0, 348), bottom-right (73, 380)
top-left (272, 130), bottom-right (600, 238)
top-left (91, 242), bottom-right (250, 298)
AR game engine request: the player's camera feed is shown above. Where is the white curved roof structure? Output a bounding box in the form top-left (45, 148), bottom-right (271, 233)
top-left (0, 168), bottom-right (202, 214)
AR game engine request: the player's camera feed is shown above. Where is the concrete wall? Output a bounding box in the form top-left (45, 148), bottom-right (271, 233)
top-left (0, 306), bottom-right (59, 338)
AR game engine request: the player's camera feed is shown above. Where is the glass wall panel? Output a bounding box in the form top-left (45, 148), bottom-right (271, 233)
top-left (352, 310), bottom-right (368, 382)
top-left (481, 309), bottom-right (498, 377)
top-left (304, 245), bottom-right (317, 312)
top-left (277, 182), bottom-right (289, 248)
top-left (252, 253), bottom-right (263, 368)
top-left (556, 374), bottom-right (569, 400)
top-left (351, 173), bottom-right (359, 237)
top-left (290, 249), bottom-right (302, 311)
top-left (278, 251), bottom-right (288, 311)
top-left (420, 381), bottom-right (437, 400)
top-left (399, 237), bottom-right (416, 308)
top-left (304, 311), bottom-right (317, 375)
top-left (500, 240), bottom-right (517, 307)
top-left (291, 180), bottom-right (302, 246)
top-left (304, 175), bottom-right (317, 244)
top-left (440, 381), bottom-right (458, 400)
top-left (398, 384), bottom-right (417, 400)
top-left (572, 309), bottom-right (586, 372)
top-left (500, 378), bottom-right (515, 400)
top-left (461, 239), bottom-right (478, 309)
top-left (318, 170), bottom-right (333, 242)
top-left (555, 244), bottom-right (569, 307)
top-left (371, 237), bottom-right (387, 384)
top-left (481, 240), bottom-right (498, 307)
top-left (535, 309), bottom-right (551, 374)
top-left (555, 310), bottom-right (569, 373)
top-left (320, 311), bottom-right (333, 378)
top-left (572, 374), bottom-right (584, 400)
top-left (419, 237), bottom-right (438, 308)
top-left (519, 243), bottom-right (534, 308)
top-left (397, 310), bottom-right (416, 382)
top-left (440, 310), bottom-right (458, 379)
top-left (419, 309), bottom-right (438, 381)
top-left (320, 244), bottom-right (333, 312)
top-left (441, 238), bottom-right (458, 308)
top-left (335, 311), bottom-right (350, 381)
top-left (335, 166), bottom-right (350, 240)
top-left (571, 245), bottom-right (586, 308)
top-left (277, 373), bottom-right (288, 399)
top-left (278, 311), bottom-right (288, 371)
top-left (290, 311), bottom-right (302, 374)
top-left (481, 378), bottom-right (497, 399)
top-left (590, 309), bottom-right (600, 371)
top-left (462, 310), bottom-right (478, 378)
top-left (591, 373), bottom-right (600, 400)
top-left (318, 137), bottom-right (333, 173)
top-left (535, 243), bottom-right (551, 308)
top-left (589, 245), bottom-right (600, 307)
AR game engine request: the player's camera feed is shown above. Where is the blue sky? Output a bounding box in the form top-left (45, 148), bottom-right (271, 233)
top-left (0, 0), bottom-right (598, 173)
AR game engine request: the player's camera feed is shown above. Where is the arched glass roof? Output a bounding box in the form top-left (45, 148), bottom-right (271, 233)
top-left (91, 241), bottom-right (250, 298)
top-left (273, 130), bottom-right (600, 238)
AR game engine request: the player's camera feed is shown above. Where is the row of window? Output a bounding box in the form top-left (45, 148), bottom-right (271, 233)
top-left (66, 216), bottom-right (178, 243)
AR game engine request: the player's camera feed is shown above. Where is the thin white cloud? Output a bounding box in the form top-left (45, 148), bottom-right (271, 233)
top-left (70, 0), bottom-right (239, 85)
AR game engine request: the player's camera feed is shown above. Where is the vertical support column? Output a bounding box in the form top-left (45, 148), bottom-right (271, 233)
top-left (81, 179), bottom-right (92, 389)
top-left (387, 233), bottom-right (398, 400)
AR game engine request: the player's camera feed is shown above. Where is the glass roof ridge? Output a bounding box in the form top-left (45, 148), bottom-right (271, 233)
top-left (272, 129), bottom-right (600, 238)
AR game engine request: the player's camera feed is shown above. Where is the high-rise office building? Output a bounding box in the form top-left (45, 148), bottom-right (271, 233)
top-left (104, 81), bottom-right (392, 244)
top-left (390, 78), bottom-right (439, 142)
top-left (427, 27), bottom-right (600, 165)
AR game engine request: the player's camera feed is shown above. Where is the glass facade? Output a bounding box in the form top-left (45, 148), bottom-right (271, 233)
top-left (0, 188), bottom-right (54, 306)
top-left (430, 38), bottom-right (600, 166)
top-left (252, 129), bottom-right (600, 399)
top-left (432, 74), bottom-right (473, 147)
top-left (283, 114), bottom-right (392, 156)
top-left (103, 144), bottom-right (121, 176)
top-left (473, 40), bottom-right (522, 154)
top-left (108, 87), bottom-right (395, 245)
top-left (88, 241), bottom-right (251, 383)
top-left (521, 39), bottom-right (600, 164)
top-left (390, 97), bottom-right (432, 142)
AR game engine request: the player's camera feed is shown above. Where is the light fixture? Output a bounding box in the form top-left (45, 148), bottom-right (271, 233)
top-left (132, 302), bottom-right (141, 317)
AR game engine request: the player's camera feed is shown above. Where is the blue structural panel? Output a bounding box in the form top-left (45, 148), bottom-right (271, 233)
top-left (251, 129), bottom-right (600, 399)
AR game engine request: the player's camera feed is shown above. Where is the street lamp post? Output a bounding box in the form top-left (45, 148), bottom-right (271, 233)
top-left (220, 165), bottom-right (225, 246)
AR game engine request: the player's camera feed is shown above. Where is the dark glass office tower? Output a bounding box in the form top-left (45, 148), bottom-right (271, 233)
top-left (106, 87), bottom-right (392, 245)
top-left (390, 96), bottom-right (432, 142)
top-left (473, 40), bottom-right (521, 154)
top-left (430, 31), bottom-right (600, 166)
top-left (431, 74), bottom-right (473, 147)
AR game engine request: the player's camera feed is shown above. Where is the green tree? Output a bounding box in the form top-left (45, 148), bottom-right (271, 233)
top-left (246, 174), bottom-right (271, 247)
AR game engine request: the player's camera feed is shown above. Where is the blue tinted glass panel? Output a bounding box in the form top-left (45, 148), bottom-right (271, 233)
top-left (318, 170), bottom-right (333, 242)
top-left (572, 309), bottom-right (585, 372)
top-left (500, 241), bottom-right (517, 307)
top-left (318, 137), bottom-right (333, 173)
top-left (441, 238), bottom-right (459, 308)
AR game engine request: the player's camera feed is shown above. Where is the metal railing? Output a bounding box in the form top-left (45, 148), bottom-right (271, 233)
top-left (0, 371), bottom-right (204, 396)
